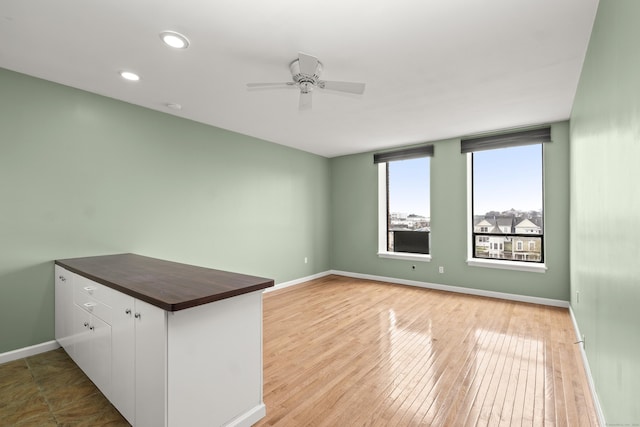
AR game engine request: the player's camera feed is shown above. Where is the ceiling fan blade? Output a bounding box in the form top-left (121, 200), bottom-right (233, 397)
top-left (298, 52), bottom-right (319, 76)
top-left (320, 80), bottom-right (366, 94)
top-left (246, 82), bottom-right (295, 89)
top-left (299, 91), bottom-right (312, 110)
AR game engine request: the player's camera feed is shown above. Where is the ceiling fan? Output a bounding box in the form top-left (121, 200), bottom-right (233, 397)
top-left (247, 52), bottom-right (366, 110)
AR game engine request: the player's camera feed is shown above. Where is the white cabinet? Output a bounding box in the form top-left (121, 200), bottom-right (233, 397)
top-left (57, 270), bottom-right (114, 398)
top-left (133, 299), bottom-right (166, 427)
top-left (72, 303), bottom-right (111, 396)
top-left (111, 292), bottom-right (166, 426)
top-left (54, 266), bottom-right (74, 351)
top-left (55, 256), bottom-right (268, 427)
top-left (56, 266), bottom-right (166, 427)
top-left (109, 291), bottom-right (135, 423)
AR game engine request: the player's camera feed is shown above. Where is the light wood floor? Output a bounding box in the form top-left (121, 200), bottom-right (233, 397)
top-left (0, 275), bottom-right (599, 426)
top-left (256, 275), bottom-right (599, 426)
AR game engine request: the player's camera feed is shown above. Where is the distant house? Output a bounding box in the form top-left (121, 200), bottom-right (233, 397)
top-left (474, 219), bottom-right (492, 255)
top-left (495, 217), bottom-right (515, 233)
top-left (515, 218), bottom-right (542, 234)
top-left (487, 221), bottom-right (507, 259)
top-left (474, 216), bottom-right (542, 261)
top-left (511, 237), bottom-right (542, 261)
top-left (473, 217), bottom-right (513, 258)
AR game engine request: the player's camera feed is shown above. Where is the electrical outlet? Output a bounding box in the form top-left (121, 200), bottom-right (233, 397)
top-left (438, 266), bottom-right (444, 274)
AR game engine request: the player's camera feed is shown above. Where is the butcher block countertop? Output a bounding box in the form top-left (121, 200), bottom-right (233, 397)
top-left (55, 253), bottom-right (274, 311)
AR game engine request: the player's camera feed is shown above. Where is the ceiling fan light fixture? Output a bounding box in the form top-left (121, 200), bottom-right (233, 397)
top-left (119, 70), bottom-right (140, 81)
top-left (160, 31), bottom-right (190, 49)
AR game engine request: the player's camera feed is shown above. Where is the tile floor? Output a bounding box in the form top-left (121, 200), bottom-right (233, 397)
top-left (0, 348), bottom-right (129, 426)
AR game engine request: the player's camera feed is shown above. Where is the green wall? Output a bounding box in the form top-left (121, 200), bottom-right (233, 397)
top-left (330, 122), bottom-right (570, 301)
top-left (570, 0), bottom-right (640, 423)
top-left (0, 68), bottom-right (330, 354)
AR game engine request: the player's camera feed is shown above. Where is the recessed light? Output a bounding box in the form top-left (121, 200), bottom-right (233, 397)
top-left (160, 31), bottom-right (190, 49)
top-left (119, 71), bottom-right (140, 81)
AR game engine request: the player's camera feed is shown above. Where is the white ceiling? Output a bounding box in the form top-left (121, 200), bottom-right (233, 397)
top-left (1, 0), bottom-right (599, 158)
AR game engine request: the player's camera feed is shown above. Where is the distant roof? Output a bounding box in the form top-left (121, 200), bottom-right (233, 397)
top-left (515, 218), bottom-right (540, 228)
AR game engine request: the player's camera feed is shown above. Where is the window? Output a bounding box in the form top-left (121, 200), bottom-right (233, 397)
top-left (375, 145), bottom-right (432, 261)
top-left (463, 127), bottom-right (550, 268)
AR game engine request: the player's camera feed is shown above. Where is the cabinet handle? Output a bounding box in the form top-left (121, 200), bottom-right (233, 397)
top-left (125, 308), bottom-right (132, 315)
top-left (89, 325), bottom-right (95, 331)
top-left (134, 313), bottom-right (141, 319)
top-left (84, 322), bottom-right (89, 327)
top-left (59, 275), bottom-right (66, 282)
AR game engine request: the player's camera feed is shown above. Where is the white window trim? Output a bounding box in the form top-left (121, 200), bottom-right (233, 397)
top-left (466, 258), bottom-right (547, 273)
top-left (377, 163), bottom-right (432, 262)
top-left (466, 155), bottom-right (547, 273)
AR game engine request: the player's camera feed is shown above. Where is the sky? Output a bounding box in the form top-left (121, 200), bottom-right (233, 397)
top-left (387, 144), bottom-right (542, 218)
top-left (388, 157), bottom-right (430, 217)
top-left (472, 144), bottom-right (543, 215)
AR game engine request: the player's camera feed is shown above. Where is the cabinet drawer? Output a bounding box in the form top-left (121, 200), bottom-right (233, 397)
top-left (74, 274), bottom-right (117, 306)
top-left (76, 294), bottom-right (112, 324)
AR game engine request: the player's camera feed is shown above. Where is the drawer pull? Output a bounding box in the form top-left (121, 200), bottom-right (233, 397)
top-left (134, 312), bottom-right (141, 319)
top-left (125, 308), bottom-right (132, 315)
top-left (83, 302), bottom-right (97, 311)
top-left (59, 275), bottom-right (66, 282)
top-left (83, 286), bottom-right (97, 294)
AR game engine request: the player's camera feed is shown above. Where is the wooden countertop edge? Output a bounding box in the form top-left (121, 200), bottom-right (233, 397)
top-left (55, 259), bottom-right (274, 312)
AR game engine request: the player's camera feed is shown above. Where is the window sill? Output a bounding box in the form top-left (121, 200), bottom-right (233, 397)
top-left (466, 258), bottom-right (547, 273)
top-left (378, 252), bottom-right (432, 262)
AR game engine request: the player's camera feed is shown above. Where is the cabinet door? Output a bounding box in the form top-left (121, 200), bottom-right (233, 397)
top-left (72, 304), bottom-right (91, 371)
top-left (135, 299), bottom-right (167, 427)
top-left (90, 314), bottom-right (112, 397)
top-left (110, 291), bottom-right (136, 424)
top-left (72, 304), bottom-right (112, 397)
top-left (54, 266), bottom-right (74, 352)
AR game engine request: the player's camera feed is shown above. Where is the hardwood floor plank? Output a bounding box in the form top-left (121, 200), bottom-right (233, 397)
top-left (490, 327), bottom-right (519, 425)
top-left (498, 333), bottom-right (524, 426)
top-left (510, 335), bottom-right (531, 426)
top-left (431, 324), bottom-right (496, 426)
top-left (256, 275), bottom-right (599, 427)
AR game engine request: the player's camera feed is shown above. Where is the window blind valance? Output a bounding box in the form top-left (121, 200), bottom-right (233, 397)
top-left (373, 145), bottom-right (434, 164)
top-left (460, 127), bottom-right (551, 154)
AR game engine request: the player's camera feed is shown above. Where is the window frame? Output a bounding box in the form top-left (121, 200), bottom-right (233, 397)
top-left (465, 148), bottom-right (547, 273)
top-left (377, 161), bottom-right (432, 262)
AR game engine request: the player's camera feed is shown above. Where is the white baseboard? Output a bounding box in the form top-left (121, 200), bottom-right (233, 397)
top-left (264, 271), bottom-right (332, 293)
top-left (0, 340), bottom-right (60, 365)
top-left (226, 403), bottom-right (266, 427)
top-left (265, 269), bottom-right (569, 308)
top-left (569, 307), bottom-right (606, 426)
top-left (329, 269), bottom-right (570, 308)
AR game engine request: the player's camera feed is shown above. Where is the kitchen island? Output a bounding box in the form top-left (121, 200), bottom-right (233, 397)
top-left (55, 253), bottom-right (274, 427)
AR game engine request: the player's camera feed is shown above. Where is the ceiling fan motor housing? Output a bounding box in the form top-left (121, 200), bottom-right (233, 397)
top-left (246, 52), bottom-right (365, 109)
top-left (290, 58), bottom-right (323, 91)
